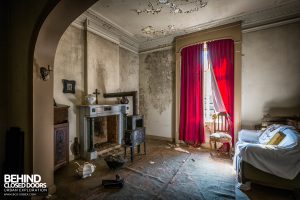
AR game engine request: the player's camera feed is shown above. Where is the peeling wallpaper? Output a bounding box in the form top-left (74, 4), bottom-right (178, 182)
top-left (139, 49), bottom-right (175, 138)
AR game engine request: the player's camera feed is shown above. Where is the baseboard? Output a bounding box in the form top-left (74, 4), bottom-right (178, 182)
top-left (146, 134), bottom-right (174, 142)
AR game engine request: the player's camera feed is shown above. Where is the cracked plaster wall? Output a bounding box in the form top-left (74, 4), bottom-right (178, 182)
top-left (139, 49), bottom-right (175, 139)
top-left (87, 31), bottom-right (119, 103)
top-left (119, 47), bottom-right (140, 114)
top-left (54, 26), bottom-right (84, 161)
top-left (54, 25), bottom-right (139, 160)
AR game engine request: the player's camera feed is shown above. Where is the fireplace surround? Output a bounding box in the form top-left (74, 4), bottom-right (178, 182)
top-left (79, 104), bottom-right (129, 160)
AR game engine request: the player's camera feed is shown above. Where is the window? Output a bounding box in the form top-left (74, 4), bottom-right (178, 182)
top-left (203, 43), bottom-right (215, 122)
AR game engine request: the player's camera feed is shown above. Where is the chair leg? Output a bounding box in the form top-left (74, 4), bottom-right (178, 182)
top-left (137, 145), bottom-right (141, 154)
top-left (130, 146), bottom-right (134, 162)
top-left (214, 141), bottom-right (217, 150)
top-left (124, 146), bottom-right (126, 158)
top-left (229, 143), bottom-right (232, 158)
top-left (144, 142), bottom-right (146, 155)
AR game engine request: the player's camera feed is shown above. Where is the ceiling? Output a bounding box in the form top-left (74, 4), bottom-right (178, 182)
top-left (74, 0), bottom-right (300, 52)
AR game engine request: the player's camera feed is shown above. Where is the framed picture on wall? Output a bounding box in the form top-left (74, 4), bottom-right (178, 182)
top-left (62, 79), bottom-right (76, 94)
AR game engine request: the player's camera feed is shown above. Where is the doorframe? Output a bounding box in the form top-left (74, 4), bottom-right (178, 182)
top-left (32, 0), bottom-right (97, 194)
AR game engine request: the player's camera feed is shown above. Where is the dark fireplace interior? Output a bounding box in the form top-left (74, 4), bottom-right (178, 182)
top-left (93, 115), bottom-right (119, 150)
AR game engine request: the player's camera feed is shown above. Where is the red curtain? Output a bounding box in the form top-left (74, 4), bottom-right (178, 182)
top-left (207, 39), bottom-right (234, 143)
top-left (179, 44), bottom-right (204, 145)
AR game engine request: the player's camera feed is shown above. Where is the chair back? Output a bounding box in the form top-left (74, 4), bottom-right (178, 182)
top-left (213, 112), bottom-right (230, 133)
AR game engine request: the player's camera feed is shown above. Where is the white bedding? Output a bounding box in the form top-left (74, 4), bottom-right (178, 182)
top-left (234, 128), bottom-right (300, 180)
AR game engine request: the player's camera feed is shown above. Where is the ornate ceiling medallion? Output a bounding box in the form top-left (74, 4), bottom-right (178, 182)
top-left (135, 0), bottom-right (208, 15)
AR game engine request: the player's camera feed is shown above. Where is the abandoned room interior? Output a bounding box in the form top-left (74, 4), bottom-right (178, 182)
top-left (1, 0), bottom-right (300, 199)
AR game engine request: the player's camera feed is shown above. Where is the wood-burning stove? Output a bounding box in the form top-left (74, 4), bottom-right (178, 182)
top-left (124, 115), bottom-right (146, 162)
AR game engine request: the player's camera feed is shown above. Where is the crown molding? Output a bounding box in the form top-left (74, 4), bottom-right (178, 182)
top-left (242, 17), bottom-right (300, 33)
top-left (72, 2), bottom-right (300, 53)
top-left (139, 44), bottom-right (174, 54)
top-left (88, 9), bottom-right (135, 38)
top-left (72, 10), bottom-right (139, 53)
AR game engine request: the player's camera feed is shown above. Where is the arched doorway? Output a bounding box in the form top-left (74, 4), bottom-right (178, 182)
top-left (32, 0), bottom-right (97, 194)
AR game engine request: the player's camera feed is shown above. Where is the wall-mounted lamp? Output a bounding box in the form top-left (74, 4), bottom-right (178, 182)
top-left (40, 65), bottom-right (52, 81)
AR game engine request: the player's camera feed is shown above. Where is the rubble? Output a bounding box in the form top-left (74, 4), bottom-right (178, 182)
top-left (174, 147), bottom-right (190, 154)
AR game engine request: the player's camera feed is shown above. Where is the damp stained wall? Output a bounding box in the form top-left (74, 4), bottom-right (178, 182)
top-left (54, 25), bottom-right (139, 160)
top-left (87, 31), bottom-right (119, 103)
top-left (54, 26), bottom-right (85, 160)
top-left (139, 49), bottom-right (175, 139)
top-left (241, 21), bottom-right (300, 129)
top-left (119, 47), bottom-right (140, 114)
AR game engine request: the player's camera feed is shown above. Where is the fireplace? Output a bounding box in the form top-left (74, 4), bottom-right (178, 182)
top-left (93, 115), bottom-right (119, 151)
top-left (79, 104), bottom-right (129, 160)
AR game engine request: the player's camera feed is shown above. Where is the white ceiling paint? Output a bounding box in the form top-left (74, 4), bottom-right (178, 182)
top-left (73, 0), bottom-right (300, 52)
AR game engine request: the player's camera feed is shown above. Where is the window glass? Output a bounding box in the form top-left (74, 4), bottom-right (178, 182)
top-left (203, 43), bottom-right (215, 122)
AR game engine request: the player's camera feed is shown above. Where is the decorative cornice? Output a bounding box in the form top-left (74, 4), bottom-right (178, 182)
top-left (242, 17), bottom-right (300, 33)
top-left (139, 44), bottom-right (174, 54)
top-left (72, 10), bottom-right (139, 53)
top-left (73, 2), bottom-right (300, 53)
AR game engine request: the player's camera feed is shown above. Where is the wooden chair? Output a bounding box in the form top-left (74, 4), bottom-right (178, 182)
top-left (209, 112), bottom-right (232, 157)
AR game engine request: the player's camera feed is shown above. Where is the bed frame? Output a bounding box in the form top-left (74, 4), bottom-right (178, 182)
top-left (239, 161), bottom-right (300, 199)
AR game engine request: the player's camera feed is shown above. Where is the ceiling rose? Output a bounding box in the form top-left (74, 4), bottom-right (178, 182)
top-left (136, 0), bottom-right (208, 15)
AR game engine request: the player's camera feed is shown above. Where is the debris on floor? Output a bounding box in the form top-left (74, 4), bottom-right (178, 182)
top-left (174, 147), bottom-right (190, 154)
top-left (75, 162), bottom-right (96, 179)
top-left (104, 155), bottom-right (125, 169)
top-left (167, 143), bottom-right (175, 148)
top-left (102, 174), bottom-right (124, 189)
top-left (149, 161), bottom-right (155, 164)
top-left (191, 158), bottom-right (195, 162)
top-left (124, 166), bottom-right (164, 183)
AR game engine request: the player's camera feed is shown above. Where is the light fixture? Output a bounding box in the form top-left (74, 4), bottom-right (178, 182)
top-left (40, 65), bottom-right (52, 81)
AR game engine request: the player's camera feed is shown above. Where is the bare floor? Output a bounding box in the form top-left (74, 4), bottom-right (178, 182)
top-left (52, 139), bottom-right (295, 200)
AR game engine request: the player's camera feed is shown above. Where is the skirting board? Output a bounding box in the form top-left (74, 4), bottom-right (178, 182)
top-left (146, 134), bottom-right (174, 142)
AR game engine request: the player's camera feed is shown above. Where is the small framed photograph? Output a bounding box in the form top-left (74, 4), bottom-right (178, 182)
top-left (62, 79), bottom-right (76, 93)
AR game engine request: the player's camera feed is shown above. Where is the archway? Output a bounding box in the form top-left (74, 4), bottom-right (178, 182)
top-left (33, 0), bottom-right (97, 194)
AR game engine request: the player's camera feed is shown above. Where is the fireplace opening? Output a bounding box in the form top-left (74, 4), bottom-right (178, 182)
top-left (93, 115), bottom-right (120, 154)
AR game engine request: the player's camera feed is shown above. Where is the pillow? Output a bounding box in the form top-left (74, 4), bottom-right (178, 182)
top-left (267, 131), bottom-right (286, 145)
top-left (259, 124), bottom-right (281, 144)
top-left (263, 124), bottom-right (282, 135)
top-left (278, 128), bottom-right (299, 148)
